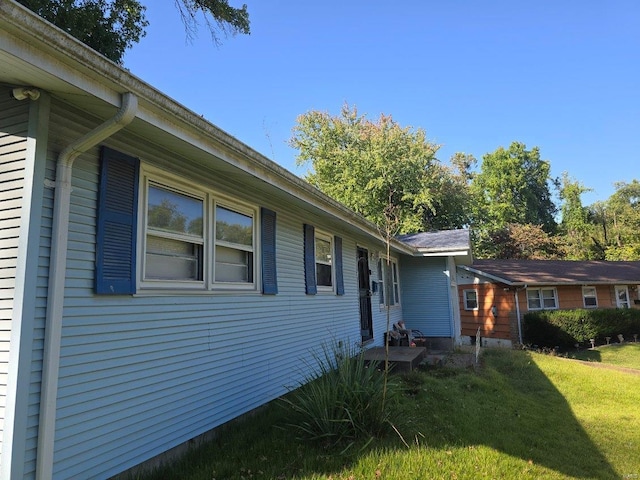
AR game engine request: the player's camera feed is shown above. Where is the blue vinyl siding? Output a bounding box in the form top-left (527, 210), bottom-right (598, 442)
top-left (399, 256), bottom-right (453, 337)
top-left (33, 100), bottom-right (372, 479)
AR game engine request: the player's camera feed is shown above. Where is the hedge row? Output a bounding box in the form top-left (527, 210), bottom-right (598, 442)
top-left (523, 308), bottom-right (640, 348)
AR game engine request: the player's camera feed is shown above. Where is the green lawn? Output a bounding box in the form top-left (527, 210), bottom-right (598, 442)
top-left (137, 349), bottom-right (640, 480)
top-left (568, 343), bottom-right (640, 370)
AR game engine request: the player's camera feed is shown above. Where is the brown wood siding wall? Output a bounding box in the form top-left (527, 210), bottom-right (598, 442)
top-left (458, 284), bottom-right (515, 342)
top-left (465, 284), bottom-right (640, 346)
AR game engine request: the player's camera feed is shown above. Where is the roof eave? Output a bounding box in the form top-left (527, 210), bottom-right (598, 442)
top-left (458, 265), bottom-right (515, 285)
top-left (0, 0), bottom-right (406, 249)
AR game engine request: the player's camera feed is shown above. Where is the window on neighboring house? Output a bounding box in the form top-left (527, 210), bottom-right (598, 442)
top-left (303, 224), bottom-right (344, 295)
top-left (378, 256), bottom-right (400, 307)
top-left (96, 148), bottom-right (278, 295)
top-left (526, 287), bottom-right (558, 310)
top-left (615, 285), bottom-right (630, 308)
top-left (464, 289), bottom-right (478, 310)
top-left (582, 286), bottom-right (598, 308)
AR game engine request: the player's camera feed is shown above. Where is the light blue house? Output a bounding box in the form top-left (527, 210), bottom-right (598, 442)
top-left (0, 2), bottom-right (471, 478)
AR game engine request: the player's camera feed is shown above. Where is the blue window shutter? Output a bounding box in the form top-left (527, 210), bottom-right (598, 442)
top-left (377, 259), bottom-right (385, 305)
top-left (261, 207), bottom-right (278, 295)
top-left (334, 235), bottom-right (345, 295)
top-left (303, 224), bottom-right (317, 295)
top-left (95, 147), bottom-right (139, 294)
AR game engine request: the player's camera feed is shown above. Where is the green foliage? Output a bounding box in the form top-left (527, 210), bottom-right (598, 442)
top-left (280, 340), bottom-right (401, 447)
top-left (523, 308), bottom-right (640, 348)
top-left (174, 0), bottom-right (250, 45)
top-left (602, 180), bottom-right (640, 260)
top-left (17, 0), bottom-right (148, 62)
top-left (290, 104), bottom-right (459, 234)
top-left (423, 153), bottom-right (475, 230)
top-left (17, 0), bottom-right (249, 63)
top-left (475, 223), bottom-right (562, 259)
top-left (558, 173), bottom-right (599, 259)
top-left (471, 142), bottom-right (558, 257)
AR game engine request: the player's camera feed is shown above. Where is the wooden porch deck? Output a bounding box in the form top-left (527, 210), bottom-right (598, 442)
top-left (363, 346), bottom-right (426, 373)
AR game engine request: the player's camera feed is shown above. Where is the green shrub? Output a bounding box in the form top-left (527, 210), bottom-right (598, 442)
top-left (524, 308), bottom-right (640, 348)
top-left (280, 340), bottom-right (400, 448)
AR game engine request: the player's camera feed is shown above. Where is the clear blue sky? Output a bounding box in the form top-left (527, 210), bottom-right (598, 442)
top-left (124, 1), bottom-right (639, 207)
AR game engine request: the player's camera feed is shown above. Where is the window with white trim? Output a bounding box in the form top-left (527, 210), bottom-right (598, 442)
top-left (464, 289), bottom-right (478, 310)
top-left (315, 231), bottom-right (333, 289)
top-left (141, 174), bottom-right (257, 290)
top-left (378, 256), bottom-right (400, 306)
top-left (215, 204), bottom-right (254, 283)
top-left (582, 286), bottom-right (598, 308)
top-left (303, 225), bottom-right (344, 295)
top-left (145, 183), bottom-right (204, 282)
top-left (526, 287), bottom-right (558, 310)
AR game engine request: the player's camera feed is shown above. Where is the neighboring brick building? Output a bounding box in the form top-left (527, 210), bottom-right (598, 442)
top-left (457, 260), bottom-right (640, 347)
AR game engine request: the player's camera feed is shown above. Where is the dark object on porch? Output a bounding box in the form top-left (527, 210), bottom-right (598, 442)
top-left (363, 346), bottom-right (426, 372)
top-left (384, 330), bottom-right (409, 346)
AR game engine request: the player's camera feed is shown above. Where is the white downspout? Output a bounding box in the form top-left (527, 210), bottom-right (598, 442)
top-left (515, 288), bottom-right (523, 345)
top-left (36, 93), bottom-right (137, 480)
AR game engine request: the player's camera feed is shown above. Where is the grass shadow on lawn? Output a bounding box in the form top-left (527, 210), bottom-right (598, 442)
top-left (568, 343), bottom-right (640, 370)
top-left (403, 348), bottom-right (620, 479)
top-left (138, 349), bottom-right (627, 479)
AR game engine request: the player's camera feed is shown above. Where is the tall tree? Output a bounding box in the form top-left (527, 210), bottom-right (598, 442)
top-left (602, 180), bottom-right (640, 260)
top-left (290, 104), bottom-right (444, 234)
top-left (471, 142), bottom-right (557, 233)
top-left (477, 223), bottom-right (562, 260)
top-left (558, 173), bottom-right (597, 259)
top-left (422, 153), bottom-right (475, 230)
top-left (174, 0), bottom-right (250, 45)
top-left (470, 142), bottom-right (557, 257)
top-left (16, 0), bottom-right (250, 63)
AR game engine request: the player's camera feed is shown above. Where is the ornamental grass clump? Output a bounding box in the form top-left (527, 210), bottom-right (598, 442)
top-left (280, 340), bottom-right (400, 448)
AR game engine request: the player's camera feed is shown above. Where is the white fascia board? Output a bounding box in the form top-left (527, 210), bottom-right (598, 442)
top-left (415, 249), bottom-right (470, 257)
top-left (458, 265), bottom-right (515, 285)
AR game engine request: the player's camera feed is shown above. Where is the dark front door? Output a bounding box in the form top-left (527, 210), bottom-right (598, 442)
top-left (357, 247), bottom-right (373, 342)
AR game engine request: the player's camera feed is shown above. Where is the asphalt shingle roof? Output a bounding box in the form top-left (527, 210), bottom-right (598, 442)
top-left (397, 229), bottom-right (470, 251)
top-left (468, 259), bottom-right (640, 285)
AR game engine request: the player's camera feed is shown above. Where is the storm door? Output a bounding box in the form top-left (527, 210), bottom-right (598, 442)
top-left (357, 247), bottom-right (373, 342)
top-left (615, 285), bottom-right (630, 308)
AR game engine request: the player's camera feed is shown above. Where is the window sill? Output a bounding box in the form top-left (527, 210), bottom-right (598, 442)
top-left (378, 304), bottom-right (401, 311)
top-left (134, 287), bottom-right (262, 297)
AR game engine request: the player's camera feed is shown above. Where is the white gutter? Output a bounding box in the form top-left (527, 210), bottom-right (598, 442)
top-left (514, 285), bottom-right (526, 345)
top-left (36, 92), bottom-right (137, 480)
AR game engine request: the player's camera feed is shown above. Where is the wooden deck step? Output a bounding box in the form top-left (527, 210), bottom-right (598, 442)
top-left (363, 346), bottom-right (426, 373)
